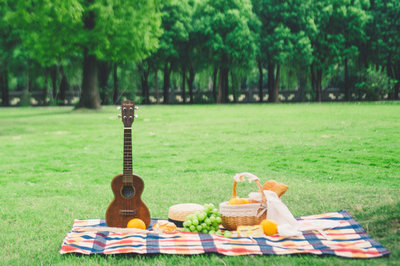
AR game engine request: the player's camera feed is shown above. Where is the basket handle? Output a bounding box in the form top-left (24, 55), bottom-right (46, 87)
top-left (232, 172), bottom-right (267, 206)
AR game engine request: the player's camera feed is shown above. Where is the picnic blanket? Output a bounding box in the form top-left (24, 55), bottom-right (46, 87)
top-left (59, 210), bottom-right (390, 258)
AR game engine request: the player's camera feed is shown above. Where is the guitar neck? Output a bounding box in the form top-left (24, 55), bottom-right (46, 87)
top-left (123, 128), bottom-right (133, 183)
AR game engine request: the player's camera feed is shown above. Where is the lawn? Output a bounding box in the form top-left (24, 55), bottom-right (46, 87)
top-left (0, 102), bottom-right (399, 265)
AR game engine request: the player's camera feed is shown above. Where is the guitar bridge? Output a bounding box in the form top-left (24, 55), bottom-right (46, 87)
top-left (119, 209), bottom-right (137, 216)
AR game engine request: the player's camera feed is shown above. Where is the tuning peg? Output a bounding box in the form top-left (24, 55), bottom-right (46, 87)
top-left (117, 106), bottom-right (121, 110)
top-left (134, 114), bottom-right (138, 118)
top-left (135, 106), bottom-right (139, 110)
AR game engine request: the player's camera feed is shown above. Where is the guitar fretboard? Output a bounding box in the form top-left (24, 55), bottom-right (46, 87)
top-left (123, 128), bottom-right (133, 183)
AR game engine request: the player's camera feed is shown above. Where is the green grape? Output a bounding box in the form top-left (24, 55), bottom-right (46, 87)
top-left (216, 230), bottom-right (222, 235)
top-left (210, 216), bottom-right (216, 222)
top-left (198, 212), bottom-right (207, 222)
top-left (192, 219), bottom-right (199, 226)
top-left (202, 229), bottom-right (208, 234)
top-left (204, 218), bottom-right (211, 225)
top-left (185, 220), bottom-right (192, 227)
top-left (189, 225), bottom-right (196, 232)
top-left (196, 225), bottom-right (203, 231)
top-left (224, 231), bottom-right (232, 238)
top-left (209, 230), bottom-right (216, 235)
top-left (216, 217), bottom-right (222, 224)
top-left (205, 206), bottom-right (213, 215)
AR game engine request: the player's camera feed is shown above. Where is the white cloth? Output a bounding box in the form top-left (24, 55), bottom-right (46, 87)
top-left (249, 190), bottom-right (340, 237)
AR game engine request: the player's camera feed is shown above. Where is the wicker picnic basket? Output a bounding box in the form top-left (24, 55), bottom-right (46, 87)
top-left (219, 173), bottom-right (267, 230)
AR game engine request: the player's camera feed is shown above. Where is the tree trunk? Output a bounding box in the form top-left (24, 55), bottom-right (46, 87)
top-left (76, 48), bottom-right (101, 109)
top-left (394, 61), bottom-right (400, 100)
top-left (98, 61), bottom-right (111, 104)
top-left (231, 71), bottom-right (237, 103)
top-left (310, 64), bottom-right (315, 98)
top-left (59, 65), bottom-right (69, 105)
top-left (267, 63), bottom-right (275, 102)
top-left (223, 68), bottom-right (229, 103)
top-left (50, 65), bottom-right (58, 101)
top-left (217, 66), bottom-right (223, 104)
top-left (298, 69), bottom-right (307, 102)
top-left (77, 0), bottom-right (100, 109)
top-left (138, 61), bottom-right (150, 104)
top-left (21, 67), bottom-right (30, 106)
top-left (188, 65), bottom-right (195, 104)
top-left (258, 60), bottom-right (263, 102)
top-left (272, 64), bottom-right (280, 103)
top-left (163, 62), bottom-right (171, 104)
top-left (43, 69), bottom-right (48, 105)
top-left (315, 68), bottom-right (322, 102)
top-left (181, 65), bottom-right (186, 104)
top-left (212, 67), bottom-right (218, 102)
top-left (112, 63), bottom-right (119, 104)
top-left (154, 69), bottom-right (159, 104)
top-left (344, 58), bottom-right (350, 101)
top-left (1, 64), bottom-right (10, 106)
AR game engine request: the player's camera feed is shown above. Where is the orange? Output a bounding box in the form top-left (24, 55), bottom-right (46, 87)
top-left (228, 197), bottom-right (250, 205)
top-left (127, 218), bottom-right (146, 229)
top-left (260, 219), bottom-right (278, 235)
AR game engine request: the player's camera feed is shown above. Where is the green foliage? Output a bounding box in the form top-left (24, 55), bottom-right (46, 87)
top-left (5, 0), bottom-right (162, 66)
top-left (370, 0), bottom-right (400, 65)
top-left (155, 0), bottom-right (192, 65)
top-left (194, 0), bottom-right (259, 69)
top-left (1, 0), bottom-right (400, 105)
top-left (355, 67), bottom-right (395, 100)
top-left (254, 0), bottom-right (313, 67)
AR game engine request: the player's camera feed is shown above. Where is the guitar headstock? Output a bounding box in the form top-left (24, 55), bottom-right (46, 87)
top-left (119, 100), bottom-right (138, 127)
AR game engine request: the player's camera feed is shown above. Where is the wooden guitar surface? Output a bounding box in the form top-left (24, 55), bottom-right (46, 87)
top-left (106, 173), bottom-right (150, 228)
top-left (105, 100), bottom-right (151, 228)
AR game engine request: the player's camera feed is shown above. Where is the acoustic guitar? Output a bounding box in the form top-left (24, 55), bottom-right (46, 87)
top-left (106, 100), bottom-right (150, 228)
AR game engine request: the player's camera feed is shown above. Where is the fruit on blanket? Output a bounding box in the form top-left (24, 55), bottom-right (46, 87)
top-left (260, 219), bottom-right (278, 235)
top-left (183, 203), bottom-right (222, 233)
top-left (127, 218), bottom-right (146, 229)
top-left (228, 197), bottom-right (250, 205)
top-left (224, 230), bottom-right (232, 238)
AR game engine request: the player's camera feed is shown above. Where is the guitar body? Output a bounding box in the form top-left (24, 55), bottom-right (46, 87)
top-left (106, 173), bottom-right (150, 228)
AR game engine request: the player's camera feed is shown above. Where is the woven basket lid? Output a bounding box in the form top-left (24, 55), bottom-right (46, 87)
top-left (168, 203), bottom-right (204, 222)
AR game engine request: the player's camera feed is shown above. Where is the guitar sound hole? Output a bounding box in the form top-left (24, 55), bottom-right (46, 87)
top-left (121, 185), bottom-right (135, 199)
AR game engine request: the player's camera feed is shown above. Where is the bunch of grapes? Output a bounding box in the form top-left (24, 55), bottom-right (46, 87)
top-left (182, 203), bottom-right (223, 235)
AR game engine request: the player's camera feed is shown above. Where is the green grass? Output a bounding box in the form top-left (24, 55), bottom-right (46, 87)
top-left (0, 102), bottom-right (399, 265)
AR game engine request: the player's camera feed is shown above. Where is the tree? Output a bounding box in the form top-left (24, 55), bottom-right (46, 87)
top-left (7, 0), bottom-right (162, 109)
top-left (194, 0), bottom-right (259, 103)
top-left (253, 0), bottom-right (313, 103)
top-left (308, 0), bottom-right (369, 102)
top-left (335, 0), bottom-right (369, 101)
top-left (370, 0), bottom-right (400, 99)
top-left (152, 0), bottom-right (192, 104)
top-left (0, 0), bottom-right (19, 106)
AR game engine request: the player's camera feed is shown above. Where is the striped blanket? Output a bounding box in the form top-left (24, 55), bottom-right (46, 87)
top-left (59, 210), bottom-right (390, 258)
